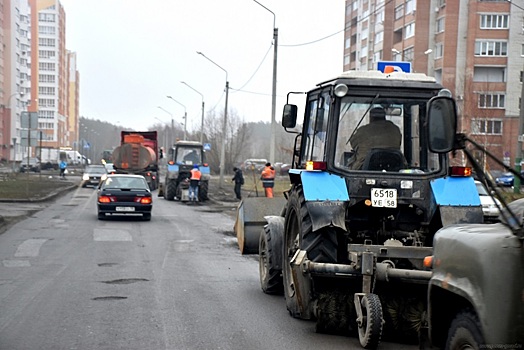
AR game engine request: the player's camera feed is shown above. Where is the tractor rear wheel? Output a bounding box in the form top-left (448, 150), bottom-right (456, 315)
top-left (282, 186), bottom-right (339, 318)
top-left (259, 224), bottom-right (283, 295)
top-left (199, 180), bottom-right (209, 201)
top-left (165, 179), bottom-right (176, 201)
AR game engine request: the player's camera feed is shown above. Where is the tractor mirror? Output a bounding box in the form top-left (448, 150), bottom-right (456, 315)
top-left (282, 104), bottom-right (298, 128)
top-left (427, 96), bottom-right (457, 153)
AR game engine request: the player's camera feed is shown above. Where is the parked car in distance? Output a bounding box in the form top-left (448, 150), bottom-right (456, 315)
top-left (494, 171), bottom-right (524, 187)
top-left (20, 158), bottom-right (41, 173)
top-left (81, 165), bottom-right (108, 188)
top-left (241, 158), bottom-right (268, 173)
top-left (97, 174), bottom-right (152, 221)
top-left (475, 180), bottom-right (501, 222)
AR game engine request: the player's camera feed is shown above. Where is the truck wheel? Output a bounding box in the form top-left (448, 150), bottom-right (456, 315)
top-left (357, 293), bottom-right (383, 349)
top-left (199, 181), bottom-right (209, 201)
top-left (446, 310), bottom-right (484, 350)
top-left (259, 224), bottom-right (283, 295)
top-left (282, 186), bottom-right (339, 318)
top-left (165, 180), bottom-right (176, 201)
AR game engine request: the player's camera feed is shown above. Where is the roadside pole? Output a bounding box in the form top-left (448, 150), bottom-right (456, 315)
top-left (514, 79), bottom-right (524, 194)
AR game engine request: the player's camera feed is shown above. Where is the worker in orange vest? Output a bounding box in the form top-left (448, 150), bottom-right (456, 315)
top-left (260, 162), bottom-right (276, 198)
top-left (188, 164), bottom-right (202, 203)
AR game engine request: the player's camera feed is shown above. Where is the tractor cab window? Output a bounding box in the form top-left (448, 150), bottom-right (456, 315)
top-left (175, 147), bottom-right (201, 165)
top-left (301, 93), bottom-right (330, 165)
top-left (334, 97), bottom-right (440, 173)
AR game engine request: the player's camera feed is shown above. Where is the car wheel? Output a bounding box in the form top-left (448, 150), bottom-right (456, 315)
top-left (143, 213), bottom-right (151, 221)
top-left (97, 212), bottom-right (105, 220)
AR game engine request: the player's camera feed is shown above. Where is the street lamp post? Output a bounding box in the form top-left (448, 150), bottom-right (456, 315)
top-left (197, 51), bottom-right (229, 189)
top-left (253, 0), bottom-right (278, 164)
top-left (157, 106), bottom-right (176, 147)
top-left (166, 96), bottom-right (187, 141)
top-left (181, 81), bottom-right (205, 144)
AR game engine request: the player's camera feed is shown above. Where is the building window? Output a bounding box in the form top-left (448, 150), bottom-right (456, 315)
top-left (405, 0), bottom-right (416, 14)
top-left (375, 10), bottom-right (384, 24)
top-left (473, 67), bottom-right (506, 82)
top-left (38, 86), bottom-right (56, 95)
top-left (395, 5), bottom-right (404, 20)
top-left (471, 119), bottom-right (502, 135)
top-left (38, 38), bottom-right (56, 47)
top-left (38, 13), bottom-right (55, 22)
top-left (39, 98), bottom-right (56, 107)
top-left (436, 17), bottom-right (445, 33)
top-left (373, 50), bottom-right (382, 63)
top-left (352, 1), bottom-right (358, 11)
top-left (345, 38), bottom-right (350, 49)
top-left (39, 74), bottom-right (56, 83)
top-left (478, 93), bottom-right (505, 108)
top-left (39, 62), bottom-right (56, 71)
top-left (344, 55), bottom-right (350, 66)
top-left (435, 43), bottom-right (443, 58)
top-left (521, 44), bottom-right (524, 56)
top-left (403, 47), bottom-right (414, 62)
top-left (361, 27), bottom-right (369, 40)
top-left (475, 40), bottom-right (508, 56)
top-left (38, 25), bottom-right (55, 35)
top-left (405, 23), bottom-right (415, 39)
top-left (39, 50), bottom-right (55, 59)
top-left (480, 14), bottom-right (509, 29)
top-left (375, 31), bottom-right (383, 44)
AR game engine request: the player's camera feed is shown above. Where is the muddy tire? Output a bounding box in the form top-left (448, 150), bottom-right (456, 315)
top-left (357, 293), bottom-right (383, 349)
top-left (283, 186), bottom-right (338, 318)
top-left (199, 180), bottom-right (209, 201)
top-left (259, 224), bottom-right (283, 295)
top-left (165, 179), bottom-right (176, 201)
top-left (446, 310), bottom-right (484, 350)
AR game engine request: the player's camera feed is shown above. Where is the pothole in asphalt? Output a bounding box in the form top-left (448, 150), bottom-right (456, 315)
top-left (101, 278), bottom-right (149, 284)
top-left (92, 296), bottom-right (128, 301)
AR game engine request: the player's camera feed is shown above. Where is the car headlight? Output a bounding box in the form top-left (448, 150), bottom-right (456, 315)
top-left (101, 174), bottom-right (107, 181)
top-left (82, 174), bottom-right (89, 180)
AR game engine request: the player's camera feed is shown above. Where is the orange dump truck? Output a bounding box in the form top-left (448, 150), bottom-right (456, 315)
top-left (112, 131), bottom-right (160, 190)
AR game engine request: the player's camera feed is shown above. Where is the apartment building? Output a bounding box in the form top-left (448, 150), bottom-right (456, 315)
top-left (0, 0), bottom-right (31, 162)
top-left (344, 0), bottom-right (524, 171)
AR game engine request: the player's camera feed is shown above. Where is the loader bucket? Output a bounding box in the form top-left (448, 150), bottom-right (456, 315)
top-left (234, 197), bottom-right (286, 255)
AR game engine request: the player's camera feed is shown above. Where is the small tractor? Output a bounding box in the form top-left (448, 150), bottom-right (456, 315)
top-left (235, 70), bottom-right (490, 348)
top-left (161, 140), bottom-right (210, 202)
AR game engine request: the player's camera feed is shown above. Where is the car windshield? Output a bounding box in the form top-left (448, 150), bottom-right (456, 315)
top-left (104, 177), bottom-right (147, 189)
top-left (475, 182), bottom-right (489, 196)
top-left (86, 166), bottom-right (107, 174)
top-left (175, 147), bottom-right (202, 165)
top-left (331, 96), bottom-right (441, 173)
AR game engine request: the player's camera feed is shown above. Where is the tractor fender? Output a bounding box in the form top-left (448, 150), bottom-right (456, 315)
top-left (430, 176), bottom-right (483, 224)
top-left (290, 169), bottom-right (349, 232)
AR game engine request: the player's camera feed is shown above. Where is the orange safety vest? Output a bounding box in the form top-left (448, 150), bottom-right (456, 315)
top-left (261, 166), bottom-right (275, 180)
top-left (190, 168), bottom-right (202, 181)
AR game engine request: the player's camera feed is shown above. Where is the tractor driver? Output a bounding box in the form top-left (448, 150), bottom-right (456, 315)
top-left (348, 107), bottom-right (402, 170)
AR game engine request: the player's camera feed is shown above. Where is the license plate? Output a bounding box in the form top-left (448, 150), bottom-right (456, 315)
top-left (116, 207), bottom-right (135, 212)
top-left (371, 188), bottom-right (397, 208)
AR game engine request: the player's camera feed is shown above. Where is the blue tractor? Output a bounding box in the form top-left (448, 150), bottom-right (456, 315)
top-left (238, 71), bottom-right (485, 348)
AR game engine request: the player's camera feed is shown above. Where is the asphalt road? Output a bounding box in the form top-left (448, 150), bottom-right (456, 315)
top-left (0, 185), bottom-right (418, 350)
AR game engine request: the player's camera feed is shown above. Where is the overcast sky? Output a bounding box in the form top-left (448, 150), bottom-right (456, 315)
top-left (60, 0), bottom-right (345, 132)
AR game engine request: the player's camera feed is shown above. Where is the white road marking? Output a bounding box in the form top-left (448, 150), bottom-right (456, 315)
top-left (14, 238), bottom-right (48, 257)
top-left (93, 229), bottom-right (132, 241)
top-left (2, 260), bottom-right (31, 267)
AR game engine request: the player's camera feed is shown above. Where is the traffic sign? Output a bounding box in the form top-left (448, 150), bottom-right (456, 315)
top-left (377, 61), bottom-right (412, 73)
top-left (204, 143), bottom-right (211, 151)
